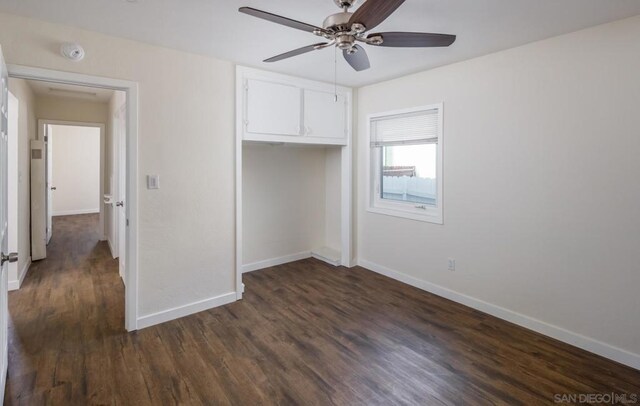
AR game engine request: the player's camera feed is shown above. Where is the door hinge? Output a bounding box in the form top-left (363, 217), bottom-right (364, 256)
top-left (44, 135), bottom-right (48, 142)
top-left (126, 219), bottom-right (129, 226)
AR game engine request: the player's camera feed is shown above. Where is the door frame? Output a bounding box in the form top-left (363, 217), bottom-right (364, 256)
top-left (7, 91), bottom-right (19, 289)
top-left (8, 65), bottom-right (139, 331)
top-left (38, 120), bottom-right (106, 240)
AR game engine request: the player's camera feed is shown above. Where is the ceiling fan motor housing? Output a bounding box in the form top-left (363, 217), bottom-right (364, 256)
top-left (322, 12), bottom-right (353, 32)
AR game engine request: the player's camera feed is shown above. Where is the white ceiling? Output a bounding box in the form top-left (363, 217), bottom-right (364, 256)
top-left (27, 79), bottom-right (114, 103)
top-left (1, 0), bottom-right (640, 87)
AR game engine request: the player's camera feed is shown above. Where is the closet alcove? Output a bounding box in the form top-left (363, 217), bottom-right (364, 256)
top-left (234, 67), bottom-right (353, 298)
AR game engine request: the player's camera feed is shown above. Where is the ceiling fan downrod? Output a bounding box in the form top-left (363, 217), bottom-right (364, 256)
top-left (333, 0), bottom-right (358, 10)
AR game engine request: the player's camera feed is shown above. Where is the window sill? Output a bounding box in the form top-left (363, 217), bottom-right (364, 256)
top-left (366, 205), bottom-right (443, 224)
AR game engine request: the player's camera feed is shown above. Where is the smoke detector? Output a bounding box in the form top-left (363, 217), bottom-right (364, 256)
top-left (60, 42), bottom-right (85, 61)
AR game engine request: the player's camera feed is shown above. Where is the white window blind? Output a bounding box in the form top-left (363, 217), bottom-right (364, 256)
top-left (370, 108), bottom-right (439, 147)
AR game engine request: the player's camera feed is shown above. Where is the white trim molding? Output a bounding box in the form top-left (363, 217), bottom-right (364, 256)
top-left (358, 259), bottom-right (640, 371)
top-left (107, 237), bottom-right (116, 259)
top-left (136, 292), bottom-right (237, 330)
top-left (53, 208), bottom-right (100, 216)
top-left (242, 252), bottom-right (311, 274)
top-left (366, 104), bottom-right (444, 225)
top-left (8, 257), bottom-right (31, 291)
top-left (38, 119), bottom-right (106, 243)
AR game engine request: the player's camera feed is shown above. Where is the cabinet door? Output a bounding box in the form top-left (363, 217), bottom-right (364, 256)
top-left (303, 89), bottom-right (346, 139)
top-left (246, 79), bottom-right (301, 136)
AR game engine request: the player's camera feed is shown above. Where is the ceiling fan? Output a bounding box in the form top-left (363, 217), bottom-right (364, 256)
top-left (239, 0), bottom-right (456, 72)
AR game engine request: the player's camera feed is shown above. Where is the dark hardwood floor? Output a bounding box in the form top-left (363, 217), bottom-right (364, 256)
top-left (4, 214), bottom-right (640, 405)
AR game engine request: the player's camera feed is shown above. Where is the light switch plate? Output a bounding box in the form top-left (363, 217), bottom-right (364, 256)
top-left (147, 175), bottom-right (160, 190)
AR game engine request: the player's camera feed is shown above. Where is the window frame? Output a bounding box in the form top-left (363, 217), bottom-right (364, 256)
top-left (367, 103), bottom-right (444, 224)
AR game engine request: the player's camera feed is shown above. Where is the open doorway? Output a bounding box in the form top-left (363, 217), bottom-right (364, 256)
top-left (5, 73), bottom-right (135, 330)
top-left (4, 65), bottom-right (139, 332)
top-left (31, 121), bottom-right (105, 261)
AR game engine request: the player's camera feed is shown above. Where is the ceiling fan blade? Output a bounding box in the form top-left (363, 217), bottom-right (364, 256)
top-left (348, 0), bottom-right (405, 31)
top-left (343, 45), bottom-right (370, 71)
top-left (239, 7), bottom-right (325, 34)
top-left (264, 43), bottom-right (328, 63)
top-left (368, 32), bottom-right (456, 47)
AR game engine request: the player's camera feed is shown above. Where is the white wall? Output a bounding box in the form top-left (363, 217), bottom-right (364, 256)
top-left (0, 12), bottom-right (235, 319)
top-left (324, 147), bottom-right (342, 252)
top-left (7, 78), bottom-right (36, 289)
top-left (36, 95), bottom-right (110, 230)
top-left (36, 95), bottom-right (108, 124)
top-left (50, 125), bottom-right (100, 216)
top-left (242, 144), bottom-right (326, 266)
top-left (356, 15), bottom-right (640, 366)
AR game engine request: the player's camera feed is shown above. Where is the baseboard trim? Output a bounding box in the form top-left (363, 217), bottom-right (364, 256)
top-left (107, 238), bottom-right (117, 259)
top-left (136, 292), bottom-right (237, 330)
top-left (311, 246), bottom-right (341, 267)
top-left (0, 347), bottom-right (6, 406)
top-left (358, 259), bottom-right (640, 371)
top-left (53, 208), bottom-right (100, 216)
top-left (242, 251), bottom-right (311, 273)
top-left (8, 257), bottom-right (31, 291)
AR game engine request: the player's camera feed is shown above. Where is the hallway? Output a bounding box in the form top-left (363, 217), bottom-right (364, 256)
top-left (5, 214), bottom-right (123, 404)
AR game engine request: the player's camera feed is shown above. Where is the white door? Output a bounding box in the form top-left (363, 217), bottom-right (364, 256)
top-left (45, 125), bottom-right (53, 244)
top-left (30, 139), bottom-right (46, 260)
top-left (1, 44), bottom-right (17, 401)
top-left (116, 105), bottom-right (126, 281)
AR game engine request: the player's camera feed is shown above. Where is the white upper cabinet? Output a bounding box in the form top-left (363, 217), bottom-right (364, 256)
top-left (246, 79), bottom-right (301, 136)
top-left (238, 66), bottom-right (351, 146)
top-left (303, 89), bottom-right (346, 140)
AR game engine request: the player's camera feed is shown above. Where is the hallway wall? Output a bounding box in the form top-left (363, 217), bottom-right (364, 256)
top-left (35, 95), bottom-right (109, 124)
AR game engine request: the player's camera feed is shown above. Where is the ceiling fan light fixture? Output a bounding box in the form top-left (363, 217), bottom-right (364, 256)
top-left (336, 34), bottom-right (355, 50)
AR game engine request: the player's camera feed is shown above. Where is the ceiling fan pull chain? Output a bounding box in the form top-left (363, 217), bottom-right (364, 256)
top-left (334, 46), bottom-right (338, 102)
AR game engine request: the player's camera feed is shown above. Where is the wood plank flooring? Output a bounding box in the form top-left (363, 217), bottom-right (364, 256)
top-left (5, 214), bottom-right (640, 405)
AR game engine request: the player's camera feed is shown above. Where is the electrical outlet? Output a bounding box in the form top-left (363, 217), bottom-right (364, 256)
top-left (448, 258), bottom-right (456, 271)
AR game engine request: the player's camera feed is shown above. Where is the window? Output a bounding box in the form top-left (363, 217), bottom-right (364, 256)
top-left (368, 104), bottom-right (443, 223)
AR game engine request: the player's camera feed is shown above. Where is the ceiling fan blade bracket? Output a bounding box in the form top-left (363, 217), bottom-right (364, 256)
top-left (348, 0), bottom-right (406, 32)
top-left (264, 42), bottom-right (329, 63)
top-left (314, 41), bottom-right (337, 50)
top-left (364, 35), bottom-right (383, 45)
top-left (343, 44), bottom-right (370, 71)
